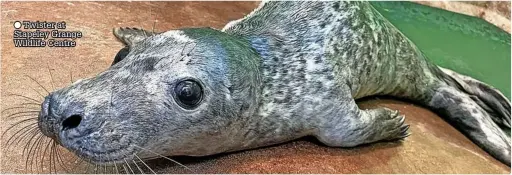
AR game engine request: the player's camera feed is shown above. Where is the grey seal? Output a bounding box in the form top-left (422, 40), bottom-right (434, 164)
top-left (35, 1), bottom-right (511, 169)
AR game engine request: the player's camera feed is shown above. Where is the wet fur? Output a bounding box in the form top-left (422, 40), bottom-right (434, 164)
top-left (223, 1), bottom-right (510, 164)
top-left (37, 1), bottom-right (510, 168)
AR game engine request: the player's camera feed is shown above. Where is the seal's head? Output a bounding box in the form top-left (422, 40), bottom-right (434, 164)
top-left (37, 28), bottom-right (261, 164)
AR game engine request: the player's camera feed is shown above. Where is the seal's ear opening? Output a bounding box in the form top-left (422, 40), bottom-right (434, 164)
top-left (112, 46), bottom-right (130, 66)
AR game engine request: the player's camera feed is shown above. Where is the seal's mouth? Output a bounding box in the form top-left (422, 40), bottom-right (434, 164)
top-left (56, 129), bottom-right (139, 165)
top-left (68, 144), bottom-right (137, 165)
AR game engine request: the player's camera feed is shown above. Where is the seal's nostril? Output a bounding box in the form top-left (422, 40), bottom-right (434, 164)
top-left (62, 114), bottom-right (82, 130)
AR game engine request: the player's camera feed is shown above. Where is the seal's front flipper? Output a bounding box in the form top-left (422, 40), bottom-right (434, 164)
top-left (315, 102), bottom-right (410, 147)
top-left (113, 27), bottom-right (157, 47)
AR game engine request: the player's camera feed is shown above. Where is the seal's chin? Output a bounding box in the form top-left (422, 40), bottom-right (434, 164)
top-left (77, 147), bottom-right (138, 165)
top-left (59, 140), bottom-right (138, 165)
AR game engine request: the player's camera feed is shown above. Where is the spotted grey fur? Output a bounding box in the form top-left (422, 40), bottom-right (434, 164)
top-left (37, 1), bottom-right (510, 167)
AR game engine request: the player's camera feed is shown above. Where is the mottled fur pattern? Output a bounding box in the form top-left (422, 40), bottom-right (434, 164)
top-left (38, 1), bottom-right (510, 166)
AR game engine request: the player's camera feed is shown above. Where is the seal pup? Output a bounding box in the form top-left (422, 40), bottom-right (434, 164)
top-left (36, 1), bottom-right (511, 168)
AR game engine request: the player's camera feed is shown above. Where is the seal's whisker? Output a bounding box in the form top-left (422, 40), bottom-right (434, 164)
top-left (94, 158), bottom-right (99, 174)
top-left (133, 145), bottom-right (192, 172)
top-left (102, 154), bottom-right (109, 174)
top-left (87, 153), bottom-right (100, 174)
top-left (4, 122), bottom-right (38, 149)
top-left (21, 127), bottom-right (42, 155)
top-left (58, 147), bottom-right (74, 173)
top-left (131, 159), bottom-right (144, 174)
top-left (3, 121), bottom-right (35, 145)
top-left (4, 129), bottom-right (36, 152)
top-left (103, 156), bottom-right (108, 173)
top-left (51, 142), bottom-right (59, 174)
top-left (2, 118), bottom-right (38, 141)
top-left (54, 142), bottom-right (71, 173)
top-left (31, 135), bottom-right (47, 173)
top-left (13, 127), bottom-right (39, 153)
top-left (38, 138), bottom-right (51, 173)
top-left (47, 140), bottom-right (59, 174)
top-left (4, 117), bottom-right (37, 128)
top-left (25, 136), bottom-right (36, 173)
top-left (135, 154), bottom-right (156, 174)
top-left (23, 133), bottom-right (39, 172)
top-left (107, 162), bottom-right (111, 174)
top-left (41, 137), bottom-right (53, 174)
top-left (115, 162), bottom-right (120, 174)
top-left (11, 102), bottom-right (41, 106)
top-left (28, 85), bottom-right (46, 99)
top-left (6, 93), bottom-right (41, 103)
top-left (124, 158), bottom-right (135, 174)
top-left (69, 70), bottom-right (74, 84)
top-left (109, 157), bottom-right (120, 174)
top-left (2, 105), bottom-right (40, 114)
top-left (92, 153), bottom-right (98, 174)
top-left (90, 162), bottom-right (97, 174)
top-left (102, 157), bottom-right (110, 174)
top-left (83, 159), bottom-right (90, 174)
top-left (98, 153), bottom-right (105, 174)
top-left (151, 19), bottom-right (157, 34)
top-left (69, 153), bottom-right (85, 173)
top-left (40, 139), bottom-right (52, 173)
top-left (64, 147), bottom-right (84, 174)
top-left (122, 163), bottom-right (130, 174)
top-left (49, 141), bottom-right (58, 174)
top-left (24, 74), bottom-right (51, 95)
top-left (46, 62), bottom-right (56, 91)
top-left (36, 137), bottom-right (48, 173)
top-left (142, 26), bottom-right (148, 37)
top-left (76, 147), bottom-right (90, 173)
top-left (29, 134), bottom-right (42, 173)
top-left (3, 110), bottom-right (39, 119)
top-left (17, 127), bottom-right (41, 172)
top-left (55, 145), bottom-right (64, 174)
top-left (85, 157), bottom-right (94, 174)
top-left (4, 114), bottom-right (38, 122)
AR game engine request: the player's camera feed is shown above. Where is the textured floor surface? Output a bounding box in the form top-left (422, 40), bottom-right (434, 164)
top-left (415, 1), bottom-right (511, 33)
top-left (1, 2), bottom-right (509, 173)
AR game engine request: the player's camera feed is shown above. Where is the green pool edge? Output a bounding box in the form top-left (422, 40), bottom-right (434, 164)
top-left (370, 1), bottom-right (511, 99)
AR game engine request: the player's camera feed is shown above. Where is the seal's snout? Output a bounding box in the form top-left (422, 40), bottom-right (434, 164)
top-left (36, 87), bottom-right (139, 163)
top-left (38, 94), bottom-right (54, 138)
top-left (38, 93), bottom-right (86, 142)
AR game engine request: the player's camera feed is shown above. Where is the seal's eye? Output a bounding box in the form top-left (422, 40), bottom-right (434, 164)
top-left (174, 79), bottom-right (203, 109)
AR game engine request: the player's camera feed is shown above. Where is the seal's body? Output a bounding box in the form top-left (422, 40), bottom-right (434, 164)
top-left (37, 1), bottom-right (511, 167)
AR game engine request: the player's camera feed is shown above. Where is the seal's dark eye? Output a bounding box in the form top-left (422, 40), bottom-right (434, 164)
top-left (174, 79), bottom-right (203, 109)
top-left (111, 46), bottom-right (130, 66)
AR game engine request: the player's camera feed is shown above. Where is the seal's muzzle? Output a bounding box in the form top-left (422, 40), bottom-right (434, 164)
top-left (38, 93), bottom-right (86, 144)
top-left (38, 94), bottom-right (55, 139)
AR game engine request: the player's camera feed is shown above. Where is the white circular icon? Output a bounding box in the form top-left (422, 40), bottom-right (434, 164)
top-left (14, 21), bottom-right (21, 29)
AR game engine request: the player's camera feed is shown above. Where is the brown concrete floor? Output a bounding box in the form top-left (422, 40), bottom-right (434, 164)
top-left (1, 1), bottom-right (510, 174)
top-left (415, 1), bottom-right (511, 33)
